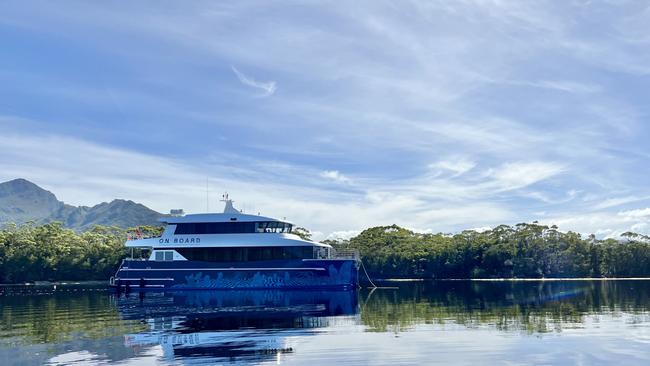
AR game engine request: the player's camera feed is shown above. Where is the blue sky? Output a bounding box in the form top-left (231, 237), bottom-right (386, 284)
top-left (1, 1), bottom-right (650, 239)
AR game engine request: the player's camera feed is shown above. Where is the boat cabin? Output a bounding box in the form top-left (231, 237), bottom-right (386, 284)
top-left (126, 198), bottom-right (332, 263)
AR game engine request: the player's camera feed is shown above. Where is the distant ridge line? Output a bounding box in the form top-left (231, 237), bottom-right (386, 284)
top-left (0, 178), bottom-right (163, 231)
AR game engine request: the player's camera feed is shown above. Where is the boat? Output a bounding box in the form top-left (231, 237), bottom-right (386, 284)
top-left (110, 196), bottom-right (360, 291)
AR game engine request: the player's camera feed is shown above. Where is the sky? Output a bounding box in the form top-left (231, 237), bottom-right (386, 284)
top-left (1, 1), bottom-right (650, 240)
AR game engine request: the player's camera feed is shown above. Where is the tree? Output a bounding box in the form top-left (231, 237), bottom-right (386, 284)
top-left (292, 226), bottom-right (312, 241)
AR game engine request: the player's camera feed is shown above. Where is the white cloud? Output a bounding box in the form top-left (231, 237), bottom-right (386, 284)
top-left (619, 208), bottom-right (650, 219)
top-left (533, 80), bottom-right (601, 94)
top-left (428, 157), bottom-right (476, 177)
top-left (323, 230), bottom-right (360, 241)
top-left (319, 170), bottom-right (351, 184)
top-left (497, 79), bottom-right (602, 94)
top-left (231, 66), bottom-right (276, 97)
top-left (488, 161), bottom-right (565, 191)
top-left (529, 189), bottom-right (579, 205)
top-left (542, 207), bottom-right (650, 239)
top-left (594, 196), bottom-right (650, 210)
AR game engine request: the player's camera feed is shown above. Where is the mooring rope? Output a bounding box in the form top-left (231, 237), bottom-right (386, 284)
top-left (360, 259), bottom-right (378, 289)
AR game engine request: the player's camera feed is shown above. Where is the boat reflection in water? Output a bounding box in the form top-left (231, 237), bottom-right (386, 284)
top-left (115, 289), bottom-right (359, 363)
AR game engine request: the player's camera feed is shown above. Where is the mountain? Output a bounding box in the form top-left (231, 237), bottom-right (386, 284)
top-left (0, 178), bottom-right (163, 230)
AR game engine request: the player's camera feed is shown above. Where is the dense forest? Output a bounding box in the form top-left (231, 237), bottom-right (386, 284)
top-left (0, 221), bottom-right (649, 283)
top-left (0, 222), bottom-right (160, 283)
top-left (326, 223), bottom-right (650, 279)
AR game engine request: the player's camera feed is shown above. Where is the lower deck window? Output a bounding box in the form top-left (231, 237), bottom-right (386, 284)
top-left (173, 246), bottom-right (315, 262)
top-left (154, 250), bottom-right (175, 261)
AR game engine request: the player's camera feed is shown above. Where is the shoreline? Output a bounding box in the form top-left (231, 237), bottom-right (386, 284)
top-left (377, 277), bottom-right (650, 282)
top-left (0, 280), bottom-right (108, 287)
top-left (3, 278), bottom-right (650, 287)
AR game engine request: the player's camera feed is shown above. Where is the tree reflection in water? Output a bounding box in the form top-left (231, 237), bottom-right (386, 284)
top-left (360, 280), bottom-right (650, 333)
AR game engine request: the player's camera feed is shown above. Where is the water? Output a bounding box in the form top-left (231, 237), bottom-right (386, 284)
top-left (1, 280), bottom-right (649, 365)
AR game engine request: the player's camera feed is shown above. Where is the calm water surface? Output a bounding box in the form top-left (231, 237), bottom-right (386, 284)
top-left (1, 280), bottom-right (649, 365)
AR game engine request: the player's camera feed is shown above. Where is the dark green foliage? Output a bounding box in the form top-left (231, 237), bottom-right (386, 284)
top-left (0, 222), bottom-right (162, 283)
top-left (329, 223), bottom-right (650, 279)
top-left (1, 221), bottom-right (648, 283)
top-left (292, 226), bottom-right (312, 241)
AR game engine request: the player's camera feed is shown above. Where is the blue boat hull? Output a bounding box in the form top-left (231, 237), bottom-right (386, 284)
top-left (111, 259), bottom-right (359, 291)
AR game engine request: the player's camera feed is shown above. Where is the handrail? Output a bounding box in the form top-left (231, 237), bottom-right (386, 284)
top-left (331, 248), bottom-right (360, 260)
top-left (126, 234), bottom-right (161, 241)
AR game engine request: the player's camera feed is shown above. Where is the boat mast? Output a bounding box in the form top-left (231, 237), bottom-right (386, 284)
top-left (221, 193), bottom-right (239, 214)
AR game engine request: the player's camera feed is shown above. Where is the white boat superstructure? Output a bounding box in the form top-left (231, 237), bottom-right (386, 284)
top-left (111, 196), bottom-right (359, 290)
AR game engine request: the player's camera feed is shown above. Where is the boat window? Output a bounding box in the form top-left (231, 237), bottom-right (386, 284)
top-left (174, 246), bottom-right (315, 262)
top-left (256, 222), bottom-right (267, 233)
top-left (175, 222), bottom-right (256, 234)
top-left (174, 221), bottom-right (294, 234)
top-left (154, 250), bottom-right (175, 261)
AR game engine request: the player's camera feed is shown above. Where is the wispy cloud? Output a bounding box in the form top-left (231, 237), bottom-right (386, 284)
top-left (231, 66), bottom-right (276, 97)
top-left (319, 170), bottom-right (351, 184)
top-left (594, 196), bottom-right (650, 210)
top-left (493, 79), bottom-right (602, 94)
top-left (533, 80), bottom-right (601, 94)
top-left (428, 157), bottom-right (476, 177)
top-left (543, 207), bottom-right (650, 239)
top-left (619, 208), bottom-right (650, 219)
top-left (487, 161), bottom-right (566, 192)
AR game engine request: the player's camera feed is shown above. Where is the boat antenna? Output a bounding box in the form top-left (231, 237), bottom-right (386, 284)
top-left (221, 192), bottom-right (239, 214)
top-left (206, 177), bottom-right (209, 212)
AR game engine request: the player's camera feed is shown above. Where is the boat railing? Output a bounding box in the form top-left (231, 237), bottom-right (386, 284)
top-left (126, 233), bottom-right (161, 241)
top-left (331, 248), bottom-right (360, 260)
